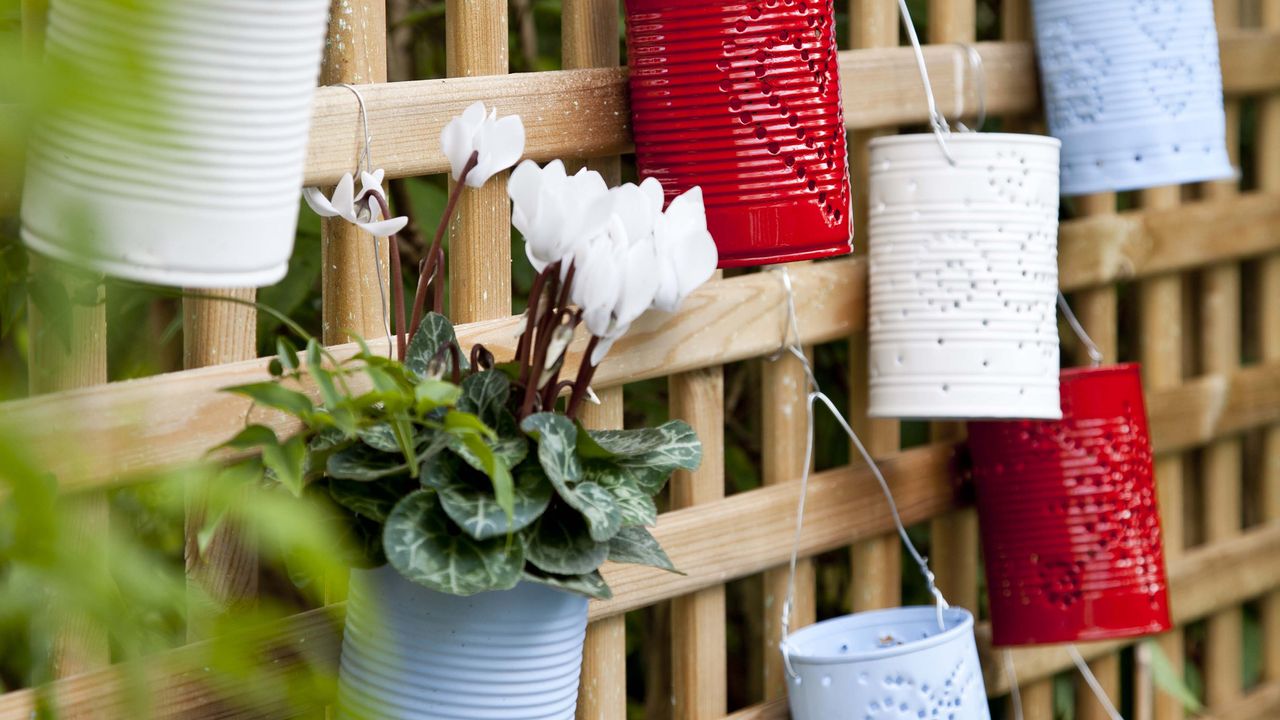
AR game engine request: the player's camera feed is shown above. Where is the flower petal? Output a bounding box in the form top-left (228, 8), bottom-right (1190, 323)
top-left (639, 176), bottom-right (666, 215)
top-left (467, 114), bottom-right (526, 188)
top-left (302, 186), bottom-right (340, 217)
top-left (590, 331), bottom-right (621, 366)
top-left (331, 173), bottom-right (357, 222)
top-left (358, 215), bottom-right (409, 238)
top-left (613, 238), bottom-right (660, 327)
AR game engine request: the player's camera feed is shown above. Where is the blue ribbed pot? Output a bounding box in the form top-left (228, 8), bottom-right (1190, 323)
top-left (336, 566), bottom-right (589, 720)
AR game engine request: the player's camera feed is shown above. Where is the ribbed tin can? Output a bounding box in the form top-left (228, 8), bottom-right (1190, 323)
top-left (967, 364), bottom-right (1173, 647)
top-left (867, 133), bottom-right (1062, 420)
top-left (624, 0), bottom-right (852, 268)
top-left (783, 607), bottom-right (990, 720)
top-left (337, 566), bottom-right (589, 719)
top-left (1031, 0), bottom-right (1233, 195)
top-left (20, 0), bottom-right (329, 288)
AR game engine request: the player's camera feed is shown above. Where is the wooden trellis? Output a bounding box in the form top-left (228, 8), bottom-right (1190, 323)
top-left (3, 0), bottom-right (1280, 718)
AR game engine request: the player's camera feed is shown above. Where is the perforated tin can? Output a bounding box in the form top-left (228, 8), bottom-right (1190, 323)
top-left (624, 0), bottom-right (852, 267)
top-left (866, 133), bottom-right (1062, 420)
top-left (1031, 0), bottom-right (1233, 195)
top-left (783, 607), bottom-right (990, 720)
top-left (967, 364), bottom-right (1173, 647)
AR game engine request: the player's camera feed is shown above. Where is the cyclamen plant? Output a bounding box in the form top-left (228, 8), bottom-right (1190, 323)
top-left (225, 103), bottom-right (717, 599)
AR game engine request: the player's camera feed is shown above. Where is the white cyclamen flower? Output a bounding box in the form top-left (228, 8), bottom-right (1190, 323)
top-left (441, 101), bottom-right (526, 188)
top-left (303, 169), bottom-right (408, 237)
top-left (651, 186), bottom-right (718, 313)
top-left (508, 159), bottom-right (612, 272)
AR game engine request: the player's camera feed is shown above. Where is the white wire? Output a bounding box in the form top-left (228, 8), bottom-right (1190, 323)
top-left (1070, 645), bottom-right (1127, 720)
top-left (896, 0), bottom-right (956, 165)
top-left (1004, 650), bottom-right (1024, 720)
top-left (1058, 291), bottom-right (1104, 367)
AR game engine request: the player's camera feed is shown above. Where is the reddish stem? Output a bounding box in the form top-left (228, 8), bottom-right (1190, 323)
top-left (369, 192), bottom-right (408, 360)
top-left (516, 263), bottom-right (555, 366)
top-left (408, 151), bottom-right (478, 342)
top-left (565, 335), bottom-right (601, 420)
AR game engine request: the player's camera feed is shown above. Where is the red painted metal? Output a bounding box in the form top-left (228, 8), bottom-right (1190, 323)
top-left (623, 0), bottom-right (853, 268)
top-left (967, 364), bottom-right (1172, 647)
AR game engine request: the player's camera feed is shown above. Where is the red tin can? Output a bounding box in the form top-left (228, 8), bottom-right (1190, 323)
top-left (967, 364), bottom-right (1172, 647)
top-left (624, 0), bottom-right (852, 268)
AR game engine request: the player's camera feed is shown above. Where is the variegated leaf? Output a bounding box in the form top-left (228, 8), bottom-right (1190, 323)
top-left (326, 442), bottom-right (409, 481)
top-left (328, 476), bottom-right (415, 522)
top-left (588, 466), bottom-right (658, 528)
top-left (522, 567), bottom-right (612, 600)
top-left (520, 413), bottom-right (583, 498)
top-left (523, 503), bottom-right (608, 575)
top-left (404, 312), bottom-right (469, 377)
top-left (563, 481), bottom-right (622, 542)
top-left (607, 526), bottom-right (678, 573)
top-left (584, 420), bottom-right (702, 472)
top-left (437, 465), bottom-right (552, 540)
top-left (457, 370), bottom-right (509, 427)
top-left (384, 489), bottom-right (522, 596)
top-left (357, 423), bottom-right (400, 452)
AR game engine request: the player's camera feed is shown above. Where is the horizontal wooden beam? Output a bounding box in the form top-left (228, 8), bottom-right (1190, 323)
top-left (0, 259), bottom-right (862, 493)
top-left (1060, 193), bottom-right (1280, 291)
top-left (982, 521), bottom-right (1280, 695)
top-left (1220, 29), bottom-right (1280, 96)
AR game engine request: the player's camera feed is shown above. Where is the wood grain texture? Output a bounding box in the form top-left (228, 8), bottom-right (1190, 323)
top-left (1260, 0), bottom-right (1280, 689)
top-left (668, 367), bottom-right (727, 719)
top-left (27, 258), bottom-right (109, 678)
top-left (760, 344), bottom-right (815, 699)
top-left (848, 0), bottom-right (903, 620)
top-left (576, 388), bottom-right (627, 720)
top-left (1219, 28), bottom-right (1280, 94)
top-left (1018, 680), bottom-right (1056, 720)
top-left (1138, 184), bottom-right (1187, 720)
top-left (182, 288), bottom-right (259, 638)
top-left (319, 0), bottom-right (390, 346)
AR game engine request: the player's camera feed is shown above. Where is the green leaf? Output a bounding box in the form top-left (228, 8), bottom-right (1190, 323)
top-left (263, 434), bottom-right (307, 496)
top-left (326, 442), bottom-right (409, 481)
top-left (607, 526), bottom-right (678, 573)
top-left (523, 503), bottom-right (608, 576)
top-left (446, 433), bottom-right (516, 521)
top-left (225, 382), bottom-right (315, 418)
top-left (521, 567), bottom-right (612, 601)
top-left (415, 379), bottom-right (462, 414)
top-left (404, 312), bottom-right (469, 377)
top-left (334, 508), bottom-right (387, 569)
top-left (306, 339), bottom-right (342, 407)
top-left (587, 421), bottom-right (703, 472)
top-left (1145, 640), bottom-right (1204, 712)
top-left (587, 465), bottom-right (658, 528)
top-left (357, 423), bottom-right (400, 452)
top-left (383, 489), bottom-right (522, 596)
top-left (220, 424), bottom-right (278, 452)
top-left (444, 409), bottom-right (496, 439)
top-left (520, 413), bottom-right (582, 498)
top-left (457, 370), bottom-right (510, 427)
top-left (329, 476), bottom-right (415, 523)
top-left (276, 337), bottom-right (300, 373)
top-left (563, 482), bottom-right (622, 542)
top-left (584, 460), bottom-right (671, 497)
top-left (436, 465), bottom-right (552, 540)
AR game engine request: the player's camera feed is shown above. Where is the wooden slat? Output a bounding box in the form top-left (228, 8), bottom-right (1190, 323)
top-left (1257, 0), bottom-right (1280, 690)
top-left (1059, 193), bottom-right (1280, 291)
top-left (1219, 28), bottom-right (1280, 95)
top-left (668, 366), bottom-right (727, 719)
top-left (983, 522), bottom-right (1280, 695)
top-left (182, 288), bottom-right (258, 637)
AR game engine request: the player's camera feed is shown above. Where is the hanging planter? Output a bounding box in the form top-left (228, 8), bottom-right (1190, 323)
top-left (20, 0), bottom-right (330, 288)
top-left (866, 133), bottom-right (1063, 420)
top-left (623, 0), bottom-right (852, 268)
top-left (783, 607), bottom-right (990, 720)
top-left (337, 567), bottom-right (588, 720)
top-left (967, 364), bottom-right (1173, 646)
top-left (1031, 0), bottom-right (1234, 195)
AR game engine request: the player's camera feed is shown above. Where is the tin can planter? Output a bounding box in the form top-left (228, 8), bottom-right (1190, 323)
top-left (866, 133), bottom-right (1062, 420)
top-left (967, 364), bottom-right (1173, 647)
top-left (337, 566), bottom-right (589, 719)
top-left (1031, 0), bottom-right (1233, 196)
top-left (624, 0), bottom-right (852, 268)
top-left (20, 0), bottom-right (330, 288)
top-left (784, 607), bottom-right (990, 720)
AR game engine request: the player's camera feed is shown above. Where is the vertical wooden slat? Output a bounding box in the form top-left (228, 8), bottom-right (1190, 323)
top-left (445, 0), bottom-right (511, 324)
top-left (1019, 680), bottom-right (1057, 720)
top-left (848, 0), bottom-right (904, 618)
top-left (1259, 0), bottom-right (1280, 688)
top-left (926, 0), bottom-right (981, 619)
top-left (23, 0), bottom-right (109, 677)
top-left (564, 2), bottom-right (626, 717)
top-left (578, 388), bottom-right (628, 720)
top-left (761, 342), bottom-right (816, 699)
top-left (320, 0), bottom-right (390, 346)
top-left (669, 366), bottom-right (727, 719)
top-left (1201, 2), bottom-right (1244, 709)
top-left (182, 288), bottom-right (258, 638)
top-left (1139, 184), bottom-right (1187, 720)
top-left (1072, 191), bottom-right (1124, 720)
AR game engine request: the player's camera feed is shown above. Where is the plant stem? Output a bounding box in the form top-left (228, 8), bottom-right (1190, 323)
top-left (565, 335), bottom-right (600, 420)
top-left (409, 151), bottom-right (479, 343)
top-left (516, 263), bottom-right (555, 366)
top-left (369, 192), bottom-right (408, 361)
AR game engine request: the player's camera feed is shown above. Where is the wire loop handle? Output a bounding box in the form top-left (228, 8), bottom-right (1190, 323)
top-left (953, 43), bottom-right (987, 133)
top-left (336, 82), bottom-right (392, 355)
top-left (1057, 291), bottom-right (1104, 367)
top-left (897, 0), bottom-right (955, 165)
top-left (772, 267), bottom-right (950, 682)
